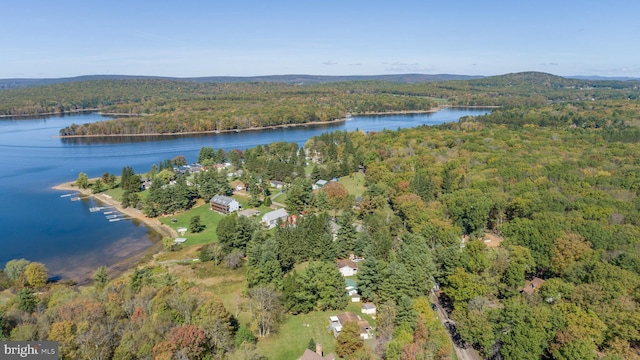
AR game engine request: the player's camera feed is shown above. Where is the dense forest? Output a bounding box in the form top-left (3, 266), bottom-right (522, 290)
top-left (0, 72), bottom-right (636, 136)
top-left (1, 74), bottom-right (640, 359)
top-left (302, 101), bottom-right (640, 359)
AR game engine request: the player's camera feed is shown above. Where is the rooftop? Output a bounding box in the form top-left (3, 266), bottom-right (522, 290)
top-left (210, 194), bottom-right (236, 205)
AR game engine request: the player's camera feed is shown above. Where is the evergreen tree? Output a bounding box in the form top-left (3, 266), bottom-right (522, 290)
top-left (214, 148), bottom-right (227, 164)
top-left (93, 266), bottom-right (109, 289)
top-left (410, 170), bottom-right (435, 202)
top-left (358, 257), bottom-right (382, 301)
top-left (17, 288), bottom-right (37, 313)
top-left (336, 211), bottom-right (358, 256)
top-left (190, 215), bottom-right (205, 233)
top-left (198, 147), bottom-right (215, 164)
top-left (304, 262), bottom-right (348, 311)
top-left (399, 234), bottom-right (436, 297)
top-left (307, 338), bottom-right (316, 352)
top-left (310, 165), bottom-right (321, 182)
top-left (217, 215), bottom-right (238, 253)
top-left (379, 262), bottom-right (413, 304)
top-left (282, 271), bottom-right (314, 314)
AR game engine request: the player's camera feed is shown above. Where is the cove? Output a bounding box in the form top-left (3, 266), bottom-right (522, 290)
top-left (0, 108), bottom-right (489, 280)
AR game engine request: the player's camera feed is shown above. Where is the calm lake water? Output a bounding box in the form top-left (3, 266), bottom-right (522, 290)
top-left (0, 108), bottom-right (489, 280)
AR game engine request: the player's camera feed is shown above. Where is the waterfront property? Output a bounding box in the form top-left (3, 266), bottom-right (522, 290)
top-left (209, 195), bottom-right (241, 214)
top-left (1, 109), bottom-right (489, 278)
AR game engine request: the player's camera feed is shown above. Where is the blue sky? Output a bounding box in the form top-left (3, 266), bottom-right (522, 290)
top-left (2, 0), bottom-right (639, 78)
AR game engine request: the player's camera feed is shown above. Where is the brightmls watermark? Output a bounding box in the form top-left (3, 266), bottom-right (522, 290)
top-left (2, 342), bottom-right (58, 359)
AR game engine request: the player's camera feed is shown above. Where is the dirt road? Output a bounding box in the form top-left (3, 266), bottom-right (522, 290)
top-left (431, 291), bottom-right (481, 360)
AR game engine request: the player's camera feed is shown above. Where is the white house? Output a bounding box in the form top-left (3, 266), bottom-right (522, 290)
top-left (261, 208), bottom-right (289, 229)
top-left (361, 303), bottom-right (376, 318)
top-left (336, 259), bottom-right (358, 277)
top-left (313, 179), bottom-right (328, 190)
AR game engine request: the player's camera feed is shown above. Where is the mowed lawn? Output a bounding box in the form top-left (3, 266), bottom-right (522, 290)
top-left (338, 172), bottom-right (366, 197)
top-left (158, 196), bottom-right (280, 246)
top-left (256, 301), bottom-right (376, 360)
top-left (159, 202), bottom-right (222, 245)
top-left (256, 309), bottom-right (339, 360)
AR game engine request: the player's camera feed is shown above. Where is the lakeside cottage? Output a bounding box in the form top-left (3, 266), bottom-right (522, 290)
top-left (209, 195), bottom-right (240, 214)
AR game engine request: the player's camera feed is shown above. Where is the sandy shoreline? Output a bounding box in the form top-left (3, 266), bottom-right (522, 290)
top-left (52, 181), bottom-right (178, 240)
top-left (52, 181), bottom-right (178, 283)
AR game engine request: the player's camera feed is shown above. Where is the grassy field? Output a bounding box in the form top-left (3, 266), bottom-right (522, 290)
top-left (271, 191), bottom-right (287, 204)
top-left (255, 309), bottom-right (339, 360)
top-left (338, 172), bottom-right (366, 197)
top-left (159, 201), bottom-right (223, 245)
top-left (255, 297), bottom-right (376, 359)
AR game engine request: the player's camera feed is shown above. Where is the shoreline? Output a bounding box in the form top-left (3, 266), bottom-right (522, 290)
top-left (52, 181), bottom-right (178, 239)
top-left (52, 181), bottom-right (177, 283)
top-left (54, 108), bottom-right (446, 139)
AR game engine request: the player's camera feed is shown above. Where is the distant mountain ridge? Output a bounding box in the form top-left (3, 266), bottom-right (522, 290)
top-left (0, 73), bottom-right (483, 90)
top-left (2, 72), bottom-right (638, 90)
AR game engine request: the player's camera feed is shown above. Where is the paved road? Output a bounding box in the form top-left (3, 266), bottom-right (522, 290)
top-left (431, 291), bottom-right (481, 360)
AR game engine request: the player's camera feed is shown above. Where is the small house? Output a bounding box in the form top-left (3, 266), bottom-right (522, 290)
top-left (361, 303), bottom-right (376, 318)
top-left (336, 259), bottom-right (358, 277)
top-left (210, 195), bottom-right (240, 214)
top-left (270, 180), bottom-right (284, 189)
top-left (262, 208), bottom-right (289, 229)
top-left (312, 179), bottom-right (328, 190)
top-left (298, 344), bottom-right (335, 360)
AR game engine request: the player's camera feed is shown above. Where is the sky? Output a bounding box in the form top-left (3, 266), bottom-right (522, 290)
top-left (2, 0), bottom-right (640, 79)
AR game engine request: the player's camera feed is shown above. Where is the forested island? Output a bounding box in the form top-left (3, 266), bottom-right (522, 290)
top-left (1, 72), bottom-right (640, 359)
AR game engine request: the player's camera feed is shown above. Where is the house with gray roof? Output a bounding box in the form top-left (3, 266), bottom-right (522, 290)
top-left (261, 208), bottom-right (288, 229)
top-left (209, 195), bottom-right (240, 214)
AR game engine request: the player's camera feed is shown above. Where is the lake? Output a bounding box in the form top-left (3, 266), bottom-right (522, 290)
top-left (0, 108), bottom-right (489, 280)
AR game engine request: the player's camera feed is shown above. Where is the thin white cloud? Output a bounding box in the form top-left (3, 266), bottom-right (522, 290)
top-left (383, 62), bottom-right (437, 73)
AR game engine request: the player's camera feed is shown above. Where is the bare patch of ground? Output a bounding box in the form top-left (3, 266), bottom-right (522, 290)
top-left (482, 232), bottom-right (504, 248)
